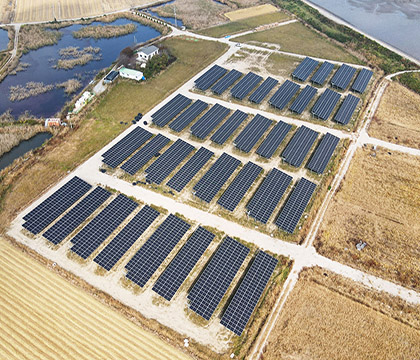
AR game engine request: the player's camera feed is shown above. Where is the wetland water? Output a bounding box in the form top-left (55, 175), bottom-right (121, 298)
top-left (307, 0), bottom-right (420, 61)
top-left (0, 29), bottom-right (8, 51)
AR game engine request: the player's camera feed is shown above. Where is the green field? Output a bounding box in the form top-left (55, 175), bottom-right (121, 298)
top-left (197, 11), bottom-right (291, 38)
top-left (235, 21), bottom-right (362, 64)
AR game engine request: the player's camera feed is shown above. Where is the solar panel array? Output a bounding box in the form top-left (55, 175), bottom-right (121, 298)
top-left (292, 57), bottom-right (319, 81)
top-left (125, 214), bottom-right (191, 287)
top-left (43, 187), bottom-right (111, 245)
top-left (212, 69), bottom-right (242, 95)
top-left (231, 72), bottom-right (262, 100)
top-left (102, 127), bottom-right (153, 168)
top-left (334, 94), bottom-right (360, 125)
top-left (247, 168), bottom-right (292, 224)
top-left (217, 162), bottom-right (262, 212)
top-left (193, 152), bottom-right (241, 203)
top-left (152, 94), bottom-right (192, 127)
top-left (94, 205), bottom-right (159, 271)
top-left (311, 88), bottom-right (341, 120)
top-left (249, 77), bottom-right (278, 104)
top-left (282, 126), bottom-right (318, 167)
top-left (145, 139), bottom-right (195, 184)
top-left (310, 61), bottom-right (334, 85)
top-left (275, 178), bottom-right (316, 233)
top-left (190, 104), bottom-right (230, 139)
top-left (351, 68), bottom-right (373, 94)
top-left (121, 134), bottom-right (170, 175)
top-left (330, 64), bottom-right (356, 90)
top-left (153, 226), bottom-right (215, 301)
top-left (234, 114), bottom-right (272, 153)
top-left (307, 133), bottom-right (339, 174)
top-left (210, 110), bottom-right (248, 145)
top-left (188, 237), bottom-right (249, 320)
top-left (195, 65), bottom-right (228, 91)
top-left (23, 176), bottom-right (92, 235)
top-left (269, 80), bottom-right (300, 110)
top-left (256, 121), bottom-right (292, 159)
top-left (289, 85), bottom-right (318, 114)
top-left (70, 194), bottom-right (138, 259)
top-left (166, 147), bottom-right (214, 192)
top-left (221, 251), bottom-right (278, 336)
top-left (169, 100), bottom-right (208, 132)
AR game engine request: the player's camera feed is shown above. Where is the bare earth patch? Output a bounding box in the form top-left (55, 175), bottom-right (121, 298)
top-left (369, 81), bottom-right (420, 149)
top-left (263, 267), bottom-right (420, 360)
top-left (316, 146), bottom-right (420, 290)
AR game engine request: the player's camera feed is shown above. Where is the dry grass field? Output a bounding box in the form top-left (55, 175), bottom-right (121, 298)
top-left (316, 146), bottom-right (420, 290)
top-left (0, 239), bottom-right (191, 360)
top-left (13, 0), bottom-right (159, 23)
top-left (224, 4), bottom-right (277, 21)
top-left (263, 267), bottom-right (420, 360)
top-left (0, 0), bottom-right (14, 22)
top-left (369, 81), bottom-right (420, 149)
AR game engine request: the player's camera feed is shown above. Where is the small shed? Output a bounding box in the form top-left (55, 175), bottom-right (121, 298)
top-left (136, 45), bottom-right (159, 62)
top-left (45, 118), bottom-right (61, 127)
top-left (119, 67), bottom-right (144, 81)
top-left (104, 70), bottom-right (119, 84)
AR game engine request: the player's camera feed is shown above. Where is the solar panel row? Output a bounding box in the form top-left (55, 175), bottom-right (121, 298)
top-left (289, 85), bottom-right (318, 114)
top-left (169, 100), bottom-right (208, 132)
top-left (275, 178), bottom-right (316, 233)
top-left (249, 77), bottom-right (278, 104)
top-left (152, 94), bottom-right (192, 127)
top-left (292, 57), bottom-right (319, 81)
top-left (247, 168), bottom-right (292, 224)
top-left (310, 61), bottom-right (334, 85)
top-left (231, 71), bottom-right (262, 100)
top-left (311, 88), bottom-right (341, 120)
top-left (269, 80), bottom-right (300, 110)
top-left (307, 133), bottom-right (339, 174)
top-left (212, 69), bottom-right (242, 95)
top-left (351, 68), bottom-right (373, 94)
top-left (330, 64), bottom-right (356, 90)
top-left (210, 110), bottom-right (248, 145)
top-left (190, 104), bottom-right (230, 139)
top-left (221, 251), bottom-right (277, 336)
top-left (282, 126), bottom-right (318, 167)
top-left (334, 94), bottom-right (360, 125)
top-left (188, 236), bottom-right (249, 321)
top-left (256, 121), bottom-right (292, 159)
top-left (234, 114), bottom-right (272, 153)
top-left (195, 65), bottom-right (228, 91)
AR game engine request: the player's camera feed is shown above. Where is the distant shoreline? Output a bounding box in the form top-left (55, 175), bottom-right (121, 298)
top-left (301, 0), bottom-right (420, 66)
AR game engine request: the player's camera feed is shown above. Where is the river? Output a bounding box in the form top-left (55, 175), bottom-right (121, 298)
top-left (307, 0), bottom-right (420, 62)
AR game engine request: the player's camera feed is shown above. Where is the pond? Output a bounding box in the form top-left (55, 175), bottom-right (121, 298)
top-left (0, 18), bottom-right (160, 118)
top-left (0, 28), bottom-right (9, 51)
top-left (0, 132), bottom-right (52, 171)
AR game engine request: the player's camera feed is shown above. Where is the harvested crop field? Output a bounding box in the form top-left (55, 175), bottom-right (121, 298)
top-left (316, 146), bottom-right (420, 290)
top-left (224, 4), bottom-right (277, 21)
top-left (0, 239), bottom-right (190, 360)
top-left (263, 267), bottom-right (420, 360)
top-left (369, 81), bottom-right (420, 149)
top-left (13, 0), bottom-right (159, 23)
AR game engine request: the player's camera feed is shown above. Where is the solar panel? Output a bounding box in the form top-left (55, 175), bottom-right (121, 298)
top-left (249, 77), bottom-right (279, 104)
top-left (269, 80), bottom-right (300, 110)
top-left (125, 214), bottom-right (191, 287)
top-left (289, 85), bottom-right (318, 114)
top-left (307, 133), bottom-right (339, 174)
top-left (211, 69), bottom-right (242, 95)
top-left (70, 194), bottom-right (138, 259)
top-left (121, 134), bottom-right (170, 175)
top-left (275, 178), bottom-right (316, 234)
top-left (166, 147), bottom-right (214, 192)
top-left (152, 94), bottom-right (192, 127)
top-left (145, 139), bottom-right (195, 185)
top-left (247, 168), bottom-right (292, 224)
top-left (43, 187), bottom-right (111, 245)
top-left (333, 94), bottom-right (360, 125)
top-left (169, 100), bottom-right (208, 132)
top-left (152, 226), bottom-right (215, 301)
top-left (195, 65), bottom-right (228, 91)
top-left (193, 152), bottom-right (241, 203)
top-left (210, 110), bottom-right (248, 145)
top-left (217, 162), bottom-right (262, 212)
top-left (22, 177), bottom-right (92, 235)
top-left (230, 72), bottom-right (263, 100)
top-left (310, 61), bottom-right (334, 85)
top-left (311, 88), bottom-right (341, 120)
top-left (292, 57), bottom-right (319, 81)
top-left (221, 251), bottom-right (278, 336)
top-left (234, 114), bottom-right (272, 153)
top-left (256, 121), bottom-right (292, 159)
top-left (330, 64), bottom-right (356, 90)
top-left (190, 104), bottom-right (230, 139)
top-left (94, 205), bottom-right (160, 271)
top-left (351, 68), bottom-right (373, 94)
top-left (281, 126), bottom-right (318, 167)
top-left (188, 237), bottom-right (249, 321)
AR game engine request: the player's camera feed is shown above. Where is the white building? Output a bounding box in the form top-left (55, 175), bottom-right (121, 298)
top-left (136, 45), bottom-right (159, 62)
top-left (119, 67), bottom-right (144, 81)
top-left (74, 91), bottom-right (94, 113)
